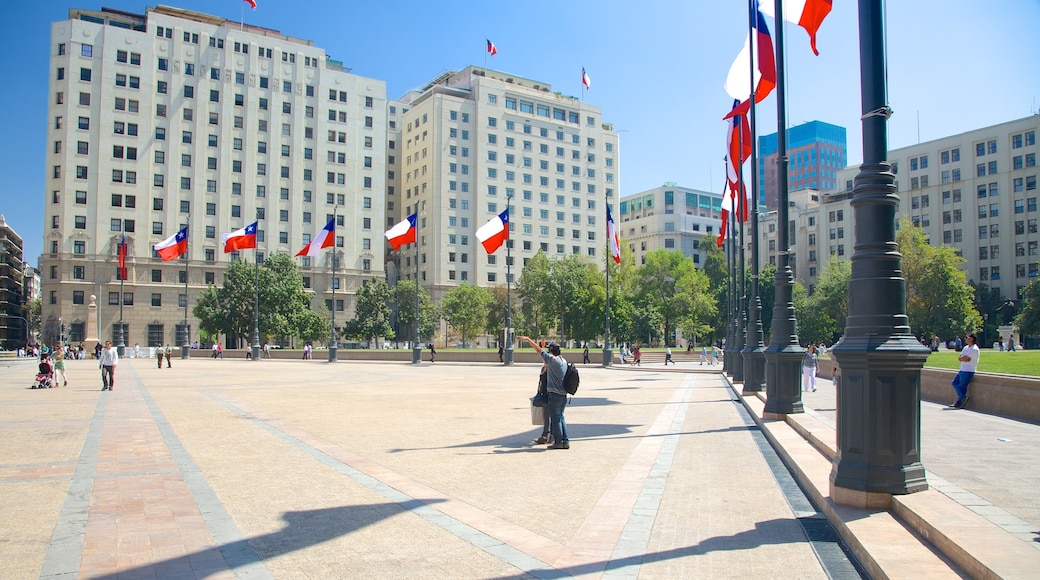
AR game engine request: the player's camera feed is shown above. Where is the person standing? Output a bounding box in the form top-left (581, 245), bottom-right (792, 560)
top-left (164, 345), bottom-right (172, 368)
top-left (263, 343), bottom-right (271, 359)
top-left (134, 343), bottom-right (140, 359)
top-left (665, 346), bottom-right (675, 365)
top-left (801, 345), bottom-right (819, 392)
top-left (429, 343), bottom-right (436, 363)
top-left (518, 336), bottom-right (569, 449)
top-left (498, 344), bottom-right (504, 363)
top-left (583, 343), bottom-right (590, 364)
top-left (951, 333), bottom-right (979, 409)
top-left (157, 345), bottom-right (164, 368)
top-left (99, 340), bottom-right (118, 391)
top-left (212, 343), bottom-right (219, 358)
top-left (700, 345), bottom-right (707, 365)
top-left (217, 343), bottom-right (223, 358)
top-left (711, 344), bottom-right (719, 365)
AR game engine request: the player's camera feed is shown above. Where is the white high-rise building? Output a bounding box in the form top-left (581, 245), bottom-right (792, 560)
top-left (388, 67), bottom-right (619, 301)
top-left (41, 6), bottom-right (386, 347)
top-left (617, 184), bottom-right (724, 268)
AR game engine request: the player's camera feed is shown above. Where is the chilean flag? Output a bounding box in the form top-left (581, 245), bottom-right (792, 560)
top-left (476, 209), bottom-right (509, 254)
top-left (385, 213), bottom-right (417, 251)
top-left (154, 227), bottom-right (188, 261)
top-left (607, 205), bottom-right (621, 264)
top-left (243, 0), bottom-right (257, 8)
top-left (581, 67), bottom-right (591, 90)
top-left (486, 39), bottom-right (498, 56)
top-left (723, 1), bottom-right (776, 120)
top-left (762, 0), bottom-right (832, 55)
top-left (726, 99), bottom-right (752, 223)
top-left (295, 218), bottom-right (335, 257)
top-left (221, 221), bottom-right (257, 253)
top-left (118, 233), bottom-right (128, 280)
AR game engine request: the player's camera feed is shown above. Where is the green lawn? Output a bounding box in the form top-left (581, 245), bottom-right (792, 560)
top-left (923, 350), bottom-right (1040, 376)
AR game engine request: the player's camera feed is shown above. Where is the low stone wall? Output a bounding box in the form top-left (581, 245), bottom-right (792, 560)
top-left (819, 357), bottom-right (1040, 424)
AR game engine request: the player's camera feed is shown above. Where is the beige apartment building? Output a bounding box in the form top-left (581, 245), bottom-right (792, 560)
top-left (755, 115), bottom-right (1040, 302)
top-left (386, 67), bottom-right (619, 301)
top-left (617, 184), bottom-right (724, 268)
top-left (41, 6), bottom-right (386, 347)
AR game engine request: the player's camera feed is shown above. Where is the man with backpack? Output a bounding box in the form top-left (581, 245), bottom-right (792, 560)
top-left (518, 336), bottom-right (570, 449)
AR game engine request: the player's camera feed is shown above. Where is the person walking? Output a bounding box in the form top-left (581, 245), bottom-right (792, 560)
top-left (665, 346), bottom-right (675, 365)
top-left (498, 344), bottom-right (504, 363)
top-left (99, 340), bottom-right (118, 391)
top-left (700, 345), bottom-right (707, 365)
top-left (157, 345), bottom-right (164, 368)
top-left (518, 336), bottom-right (569, 449)
top-left (950, 333), bottom-right (979, 409)
top-left (53, 347), bottom-right (68, 387)
top-left (583, 343), bottom-right (590, 364)
top-left (134, 343), bottom-right (140, 359)
top-left (164, 345), bottom-right (173, 368)
top-left (263, 343), bottom-right (272, 359)
top-left (801, 345), bottom-right (819, 392)
top-left (429, 343), bottom-right (436, 363)
top-left (217, 343), bottom-right (223, 358)
top-left (711, 344), bottom-right (719, 365)
top-left (212, 343), bottom-right (219, 358)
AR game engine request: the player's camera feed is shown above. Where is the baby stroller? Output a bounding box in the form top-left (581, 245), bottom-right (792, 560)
top-left (32, 360), bottom-right (54, 389)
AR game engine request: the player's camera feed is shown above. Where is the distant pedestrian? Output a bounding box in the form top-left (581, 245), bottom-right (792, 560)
top-left (212, 343), bottom-right (219, 358)
top-left (134, 343), bottom-right (140, 359)
top-left (711, 345), bottom-right (719, 365)
top-left (700, 346), bottom-right (707, 365)
top-left (950, 333), bottom-right (979, 409)
top-left (801, 345), bottom-right (818, 392)
top-left (498, 344), bottom-right (504, 363)
top-left (429, 343), bottom-right (436, 363)
top-left (164, 345), bottom-right (172, 368)
top-left (100, 340), bottom-right (118, 391)
top-left (1008, 337), bottom-right (1017, 352)
top-left (217, 343), bottom-right (223, 358)
top-left (665, 346), bottom-right (675, 365)
top-left (583, 343), bottom-right (590, 364)
top-left (263, 343), bottom-right (272, 359)
top-left (53, 348), bottom-right (68, 387)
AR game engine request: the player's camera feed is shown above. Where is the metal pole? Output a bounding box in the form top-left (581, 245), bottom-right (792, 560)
top-left (412, 216), bottom-right (422, 364)
top-left (763, 0), bottom-right (805, 417)
top-left (830, 0), bottom-right (929, 502)
top-left (733, 122), bottom-right (747, 384)
top-left (329, 208), bottom-right (339, 362)
top-left (724, 189), bottom-right (734, 375)
top-left (504, 194), bottom-right (514, 365)
top-left (603, 203), bottom-right (613, 367)
top-left (181, 215), bottom-right (190, 359)
top-left (251, 213), bottom-right (261, 361)
top-left (117, 225), bottom-right (125, 357)
top-left (742, 0), bottom-right (767, 392)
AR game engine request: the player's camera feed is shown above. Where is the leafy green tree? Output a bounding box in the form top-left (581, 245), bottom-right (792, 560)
top-left (441, 284), bottom-right (493, 346)
top-left (394, 281), bottom-right (438, 342)
top-left (898, 219), bottom-right (981, 339)
top-left (344, 279), bottom-right (394, 345)
top-left (805, 256), bottom-right (850, 345)
top-left (486, 284), bottom-right (525, 346)
top-left (634, 249), bottom-right (715, 347)
top-left (757, 263), bottom-right (777, 339)
top-left (1013, 278), bottom-right (1040, 339)
top-left (700, 234), bottom-right (728, 342)
top-left (516, 252), bottom-right (554, 337)
top-left (25, 297), bottom-right (41, 343)
top-left (296, 304), bottom-right (330, 344)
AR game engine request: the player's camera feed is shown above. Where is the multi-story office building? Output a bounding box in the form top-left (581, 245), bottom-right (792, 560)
top-left (388, 67), bottom-right (618, 300)
top-left (754, 115), bottom-right (1040, 304)
top-left (42, 6), bottom-right (386, 347)
top-left (0, 215), bottom-right (27, 349)
top-left (617, 184), bottom-right (723, 267)
top-left (759, 120), bottom-right (847, 210)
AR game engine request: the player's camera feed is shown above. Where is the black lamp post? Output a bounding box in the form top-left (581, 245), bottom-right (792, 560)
top-left (830, 0), bottom-right (931, 504)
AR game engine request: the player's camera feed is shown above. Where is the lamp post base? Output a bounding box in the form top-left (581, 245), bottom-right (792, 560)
top-left (328, 344), bottom-right (338, 362)
top-left (412, 346), bottom-right (423, 364)
top-left (504, 346), bottom-right (514, 365)
top-left (602, 348), bottom-right (612, 367)
top-left (180, 345), bottom-right (190, 360)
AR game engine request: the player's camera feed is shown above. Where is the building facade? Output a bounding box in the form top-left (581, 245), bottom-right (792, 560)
top-left (758, 120), bottom-right (847, 210)
top-left (617, 184), bottom-right (723, 268)
top-left (388, 67), bottom-right (618, 301)
top-left (0, 215), bottom-right (27, 349)
top-left (42, 6), bottom-right (386, 347)
top-left (754, 115), bottom-right (1040, 305)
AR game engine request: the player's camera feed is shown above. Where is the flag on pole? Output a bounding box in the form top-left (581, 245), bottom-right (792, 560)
top-left (761, 0), bottom-right (832, 55)
top-left (243, 0), bottom-right (257, 8)
top-left (581, 67), bottom-right (591, 90)
top-left (725, 100), bottom-right (752, 222)
top-left (607, 206), bottom-right (621, 264)
top-left (717, 187), bottom-right (737, 248)
top-left (118, 233), bottom-right (128, 280)
top-left (295, 218), bottom-right (335, 257)
top-left (154, 227), bottom-right (188, 261)
top-left (723, 1), bottom-right (776, 120)
top-left (221, 222), bottom-right (258, 253)
top-left (384, 213), bottom-right (417, 251)
top-left (476, 209), bottom-right (509, 254)
top-left (486, 39), bottom-right (498, 56)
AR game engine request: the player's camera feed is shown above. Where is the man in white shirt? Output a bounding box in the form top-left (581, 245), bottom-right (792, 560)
top-left (99, 340), bottom-right (119, 391)
top-left (950, 333), bottom-right (979, 409)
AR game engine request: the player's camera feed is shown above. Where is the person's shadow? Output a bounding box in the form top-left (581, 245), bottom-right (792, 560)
top-left (88, 499), bottom-right (444, 579)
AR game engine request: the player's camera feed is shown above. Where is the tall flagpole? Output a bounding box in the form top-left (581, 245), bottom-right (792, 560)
top-left (329, 207), bottom-right (338, 362)
top-left (181, 215), bottom-right (190, 358)
top-left (117, 223), bottom-right (125, 357)
top-left (743, 0), bottom-right (767, 392)
top-left (603, 203), bottom-right (613, 367)
top-left (504, 195), bottom-right (514, 365)
top-left (412, 216), bottom-right (422, 364)
top-left (251, 210), bottom-right (261, 361)
top-left (732, 124), bottom-right (747, 384)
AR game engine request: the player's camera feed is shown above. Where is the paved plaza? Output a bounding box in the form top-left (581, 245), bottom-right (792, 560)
top-left (0, 354), bottom-right (1036, 578)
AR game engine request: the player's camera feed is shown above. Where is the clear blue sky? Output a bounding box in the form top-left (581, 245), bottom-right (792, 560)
top-left (3, 0), bottom-right (1039, 265)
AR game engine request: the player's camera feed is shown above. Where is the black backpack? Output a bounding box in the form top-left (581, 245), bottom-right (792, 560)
top-left (563, 363), bottom-right (580, 395)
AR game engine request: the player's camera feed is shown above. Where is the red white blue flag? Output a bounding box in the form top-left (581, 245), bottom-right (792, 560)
top-left (385, 213), bottom-right (417, 251)
top-left (762, 0), bottom-right (832, 55)
top-left (724, 1), bottom-right (776, 120)
top-left (221, 222), bottom-right (257, 253)
top-left (243, 0), bottom-right (257, 9)
top-left (118, 233), bottom-right (128, 280)
top-left (581, 67), bottom-right (591, 90)
top-left (154, 227), bottom-right (188, 261)
top-left (476, 209), bottom-right (509, 254)
top-left (296, 218), bottom-right (335, 257)
top-left (607, 206), bottom-right (621, 264)
top-left (486, 39), bottom-right (498, 56)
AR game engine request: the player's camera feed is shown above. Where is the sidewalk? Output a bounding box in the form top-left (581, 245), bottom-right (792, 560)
top-left (1, 357), bottom-right (856, 579)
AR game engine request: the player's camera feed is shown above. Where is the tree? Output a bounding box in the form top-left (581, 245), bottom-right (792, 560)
top-left (296, 304), bottom-right (330, 344)
top-left (802, 256), bottom-right (851, 345)
top-left (1014, 278), bottom-right (1040, 338)
top-left (486, 284), bottom-right (525, 346)
top-left (394, 281), bottom-right (438, 342)
top-left (700, 234), bottom-right (729, 343)
top-left (898, 218), bottom-right (981, 339)
top-left (345, 279), bottom-right (394, 345)
top-left (516, 252), bottom-right (554, 337)
top-left (24, 297), bottom-right (41, 344)
top-left (440, 284), bottom-right (493, 346)
top-left (634, 249), bottom-right (715, 347)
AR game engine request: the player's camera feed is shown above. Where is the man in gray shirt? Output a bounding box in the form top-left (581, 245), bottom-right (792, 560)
top-left (518, 336), bottom-right (570, 449)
